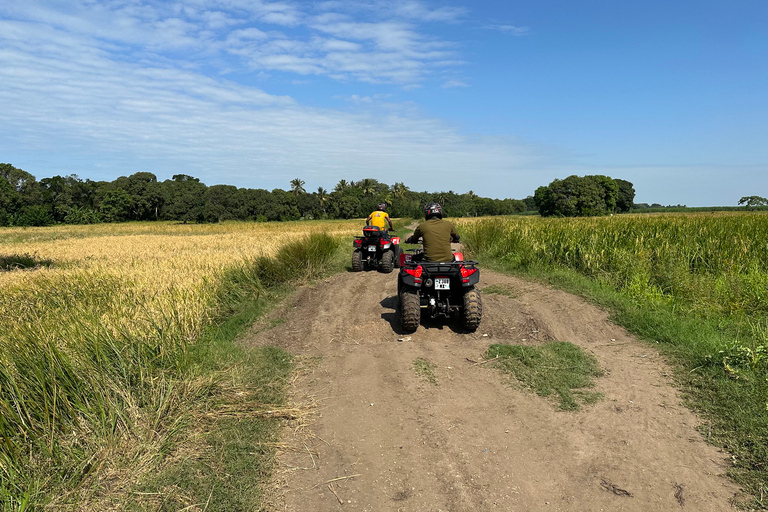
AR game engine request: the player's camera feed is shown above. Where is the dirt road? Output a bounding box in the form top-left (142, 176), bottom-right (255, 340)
top-left (246, 267), bottom-right (739, 511)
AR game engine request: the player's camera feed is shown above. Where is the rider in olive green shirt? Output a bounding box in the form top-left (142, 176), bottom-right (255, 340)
top-left (406, 202), bottom-right (459, 262)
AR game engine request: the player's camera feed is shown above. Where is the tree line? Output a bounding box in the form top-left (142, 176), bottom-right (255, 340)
top-left (1, 163), bottom-right (655, 226)
top-left (0, 163), bottom-right (531, 226)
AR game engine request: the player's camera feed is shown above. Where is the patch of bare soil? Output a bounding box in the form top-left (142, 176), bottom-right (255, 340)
top-left (244, 268), bottom-right (739, 511)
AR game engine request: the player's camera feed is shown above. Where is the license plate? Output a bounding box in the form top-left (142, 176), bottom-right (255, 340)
top-left (435, 277), bottom-right (450, 290)
top-left (367, 245), bottom-right (376, 252)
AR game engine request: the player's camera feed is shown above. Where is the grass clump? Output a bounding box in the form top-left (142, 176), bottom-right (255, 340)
top-left (132, 347), bottom-right (294, 512)
top-left (487, 342), bottom-right (604, 411)
top-left (413, 358), bottom-right (438, 385)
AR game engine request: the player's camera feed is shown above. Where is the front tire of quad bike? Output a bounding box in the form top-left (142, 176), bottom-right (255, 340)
top-left (380, 250), bottom-right (395, 273)
top-left (462, 288), bottom-right (482, 331)
top-left (400, 289), bottom-right (420, 332)
top-left (352, 250), bottom-right (363, 272)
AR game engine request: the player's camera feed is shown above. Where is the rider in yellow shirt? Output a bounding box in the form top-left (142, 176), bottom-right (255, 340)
top-left (367, 203), bottom-right (394, 232)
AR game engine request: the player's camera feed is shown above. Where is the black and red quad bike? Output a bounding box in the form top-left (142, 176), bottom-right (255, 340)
top-left (396, 249), bottom-right (482, 332)
top-left (352, 226), bottom-right (402, 273)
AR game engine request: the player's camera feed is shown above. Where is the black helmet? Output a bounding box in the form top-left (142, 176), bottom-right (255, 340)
top-left (377, 202), bottom-right (387, 211)
top-left (424, 202), bottom-right (443, 219)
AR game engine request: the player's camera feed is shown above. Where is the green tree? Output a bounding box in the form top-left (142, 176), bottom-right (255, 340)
top-left (99, 189), bottom-right (134, 222)
top-left (316, 187), bottom-right (329, 215)
top-left (334, 179), bottom-right (350, 192)
top-left (0, 174), bottom-right (19, 224)
top-left (584, 175), bottom-right (619, 214)
top-left (522, 195), bottom-right (536, 211)
top-left (615, 179), bottom-right (636, 212)
top-left (738, 196), bottom-right (768, 209)
top-left (0, 163), bottom-right (36, 194)
top-left (392, 182), bottom-right (410, 199)
top-left (116, 172), bottom-right (164, 220)
top-left (161, 175), bottom-right (206, 223)
top-left (39, 174), bottom-right (97, 222)
top-left (15, 205), bottom-right (55, 226)
top-left (329, 194), bottom-right (360, 219)
top-left (290, 178), bottom-right (306, 196)
top-left (536, 175), bottom-right (629, 217)
top-left (203, 184), bottom-right (239, 222)
top-left (356, 178), bottom-right (381, 197)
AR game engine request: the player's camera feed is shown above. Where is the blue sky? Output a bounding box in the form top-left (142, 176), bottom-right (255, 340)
top-left (1, 0), bottom-right (766, 205)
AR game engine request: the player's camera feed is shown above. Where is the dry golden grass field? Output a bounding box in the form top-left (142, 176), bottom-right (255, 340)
top-left (0, 219), bottom-right (361, 508)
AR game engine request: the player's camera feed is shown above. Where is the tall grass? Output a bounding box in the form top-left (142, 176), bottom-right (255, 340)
top-left (0, 221), bottom-right (351, 509)
top-left (460, 213), bottom-right (768, 507)
top-left (460, 213), bottom-right (768, 318)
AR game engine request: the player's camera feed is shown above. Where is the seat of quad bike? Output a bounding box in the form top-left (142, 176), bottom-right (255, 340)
top-left (362, 225), bottom-right (383, 237)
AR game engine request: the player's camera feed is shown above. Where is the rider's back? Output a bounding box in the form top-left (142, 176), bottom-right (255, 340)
top-left (368, 210), bottom-right (390, 230)
top-left (413, 218), bottom-right (456, 262)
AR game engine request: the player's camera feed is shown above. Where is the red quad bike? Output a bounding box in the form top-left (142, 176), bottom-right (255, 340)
top-left (352, 226), bottom-right (402, 273)
top-left (397, 249), bottom-right (482, 332)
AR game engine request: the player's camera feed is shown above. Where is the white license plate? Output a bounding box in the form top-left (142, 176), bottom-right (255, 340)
top-left (367, 245), bottom-right (376, 252)
top-left (435, 277), bottom-right (450, 290)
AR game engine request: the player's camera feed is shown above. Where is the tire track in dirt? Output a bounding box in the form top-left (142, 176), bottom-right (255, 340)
top-left (246, 269), bottom-right (739, 511)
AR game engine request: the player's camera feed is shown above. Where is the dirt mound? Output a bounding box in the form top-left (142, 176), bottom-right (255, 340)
top-left (245, 269), bottom-right (739, 511)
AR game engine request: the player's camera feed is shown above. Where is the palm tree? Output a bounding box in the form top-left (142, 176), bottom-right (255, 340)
top-left (358, 178), bottom-right (376, 197)
top-left (392, 182), bottom-right (410, 199)
top-left (290, 178), bottom-right (306, 196)
top-left (316, 187), bottom-right (328, 212)
top-left (334, 179), bottom-right (349, 193)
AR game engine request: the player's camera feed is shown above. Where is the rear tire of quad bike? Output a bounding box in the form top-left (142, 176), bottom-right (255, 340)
top-left (352, 250), bottom-right (363, 272)
top-left (380, 250), bottom-right (395, 273)
top-left (400, 290), bottom-right (420, 332)
top-left (462, 288), bottom-right (482, 331)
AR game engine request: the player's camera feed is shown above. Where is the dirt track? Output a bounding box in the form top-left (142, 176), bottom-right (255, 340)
top-left (246, 265), bottom-right (740, 511)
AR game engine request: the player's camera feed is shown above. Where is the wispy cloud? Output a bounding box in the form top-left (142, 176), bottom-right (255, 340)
top-left (0, 0), bottom-right (466, 86)
top-left (485, 24), bottom-right (530, 36)
top-left (442, 79), bottom-right (468, 88)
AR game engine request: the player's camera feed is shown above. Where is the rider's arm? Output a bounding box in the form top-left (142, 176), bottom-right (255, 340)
top-left (366, 213), bottom-right (373, 224)
top-left (406, 225), bottom-right (422, 244)
top-left (450, 223), bottom-right (460, 243)
top-left (386, 214), bottom-right (394, 231)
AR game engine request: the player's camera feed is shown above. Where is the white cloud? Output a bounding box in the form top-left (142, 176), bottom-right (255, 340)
top-left (227, 27), bottom-right (269, 42)
top-left (390, 1), bottom-right (466, 22)
top-left (0, 0), bottom-right (468, 85)
top-left (442, 79), bottom-right (468, 88)
top-left (314, 0), bottom-right (466, 23)
top-left (315, 37), bottom-right (361, 52)
top-left (486, 24), bottom-right (530, 36)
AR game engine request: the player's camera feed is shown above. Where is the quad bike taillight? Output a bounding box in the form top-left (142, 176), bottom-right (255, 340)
top-left (404, 265), bottom-right (423, 283)
top-left (460, 265), bottom-right (478, 283)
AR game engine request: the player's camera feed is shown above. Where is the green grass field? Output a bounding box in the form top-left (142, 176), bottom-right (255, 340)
top-left (460, 212), bottom-right (768, 509)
